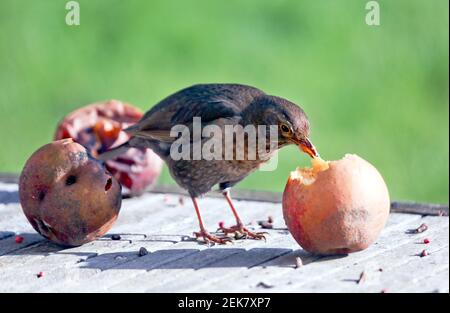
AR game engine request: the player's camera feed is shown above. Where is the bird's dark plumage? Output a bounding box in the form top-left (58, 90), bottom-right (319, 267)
top-left (119, 84), bottom-right (310, 196)
top-left (100, 83), bottom-right (317, 243)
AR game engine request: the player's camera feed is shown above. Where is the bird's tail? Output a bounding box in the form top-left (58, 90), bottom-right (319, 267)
top-left (98, 142), bottom-right (131, 161)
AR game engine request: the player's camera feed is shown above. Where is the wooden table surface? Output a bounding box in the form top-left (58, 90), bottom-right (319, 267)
top-left (0, 180), bottom-right (448, 293)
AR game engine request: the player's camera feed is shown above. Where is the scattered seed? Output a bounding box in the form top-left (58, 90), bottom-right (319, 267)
top-left (295, 257), bottom-right (303, 268)
top-left (138, 247), bottom-right (148, 257)
top-left (415, 223), bottom-right (428, 234)
top-left (181, 235), bottom-right (191, 241)
top-left (258, 221), bottom-right (273, 229)
top-left (420, 250), bottom-right (428, 257)
top-left (36, 272), bottom-right (44, 278)
top-left (357, 271), bottom-right (367, 284)
top-left (15, 236), bottom-right (24, 244)
top-left (111, 234), bottom-right (121, 240)
top-left (256, 281), bottom-right (274, 289)
top-left (258, 216), bottom-right (274, 229)
top-left (423, 238), bottom-right (430, 244)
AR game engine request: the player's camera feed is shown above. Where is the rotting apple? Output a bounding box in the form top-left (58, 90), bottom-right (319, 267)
top-left (54, 100), bottom-right (163, 197)
top-left (282, 154), bottom-right (390, 255)
top-left (19, 139), bottom-right (122, 247)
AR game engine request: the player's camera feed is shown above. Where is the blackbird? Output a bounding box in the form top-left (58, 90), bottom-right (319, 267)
top-left (99, 83), bottom-right (318, 244)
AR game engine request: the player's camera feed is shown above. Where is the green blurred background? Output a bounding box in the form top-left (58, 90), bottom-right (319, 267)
top-left (0, 0), bottom-right (448, 203)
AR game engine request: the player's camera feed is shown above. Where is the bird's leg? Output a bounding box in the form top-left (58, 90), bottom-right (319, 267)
top-left (219, 189), bottom-right (267, 240)
top-left (191, 197), bottom-right (230, 244)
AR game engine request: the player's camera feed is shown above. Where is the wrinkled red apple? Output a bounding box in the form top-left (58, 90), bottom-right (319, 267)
top-left (282, 154), bottom-right (390, 255)
top-left (55, 100), bottom-right (163, 196)
top-left (19, 139), bottom-right (122, 247)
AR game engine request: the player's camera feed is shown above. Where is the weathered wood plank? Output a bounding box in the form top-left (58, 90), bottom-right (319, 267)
top-left (44, 198), bottom-right (282, 292)
top-left (390, 201), bottom-right (449, 216)
top-left (145, 244), bottom-right (295, 292)
top-left (151, 184), bottom-right (449, 216)
top-left (32, 238), bottom-right (181, 293)
top-left (399, 267), bottom-right (449, 293)
top-left (1, 179), bottom-right (448, 216)
top-left (0, 179), bottom-right (448, 293)
top-left (187, 213), bottom-right (425, 292)
top-left (0, 233), bottom-right (45, 257)
top-left (78, 211), bottom-right (418, 291)
top-left (269, 216), bottom-right (448, 292)
top-left (58, 242), bottom-right (209, 293)
top-left (290, 216), bottom-right (449, 293)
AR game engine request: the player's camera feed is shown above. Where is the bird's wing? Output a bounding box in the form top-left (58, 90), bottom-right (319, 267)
top-left (126, 84), bottom-right (265, 142)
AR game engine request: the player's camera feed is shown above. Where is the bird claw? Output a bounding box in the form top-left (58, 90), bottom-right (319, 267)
top-left (193, 230), bottom-right (231, 245)
top-left (219, 224), bottom-right (267, 241)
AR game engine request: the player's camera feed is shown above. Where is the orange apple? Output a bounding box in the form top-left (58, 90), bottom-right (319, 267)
top-left (282, 154), bottom-right (390, 255)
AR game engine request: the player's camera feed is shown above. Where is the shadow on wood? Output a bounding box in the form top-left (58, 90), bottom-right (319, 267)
top-left (72, 247), bottom-right (295, 270)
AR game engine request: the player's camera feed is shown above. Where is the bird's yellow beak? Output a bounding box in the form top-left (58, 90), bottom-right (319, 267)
top-left (295, 138), bottom-right (319, 158)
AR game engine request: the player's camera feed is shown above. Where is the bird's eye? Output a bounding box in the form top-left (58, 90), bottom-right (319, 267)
top-left (280, 123), bottom-right (292, 135)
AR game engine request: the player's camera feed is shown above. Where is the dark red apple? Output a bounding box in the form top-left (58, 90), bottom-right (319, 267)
top-left (19, 139), bottom-right (122, 246)
top-left (55, 100), bottom-right (163, 197)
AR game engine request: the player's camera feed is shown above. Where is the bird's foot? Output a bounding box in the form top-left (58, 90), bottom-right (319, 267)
top-left (219, 224), bottom-right (267, 241)
top-left (193, 229), bottom-right (231, 245)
